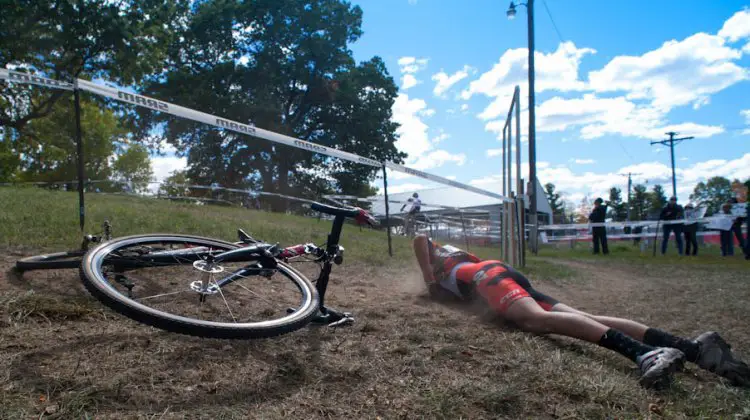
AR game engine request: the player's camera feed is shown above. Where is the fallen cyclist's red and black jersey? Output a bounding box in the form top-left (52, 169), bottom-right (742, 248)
top-left (428, 238), bottom-right (558, 314)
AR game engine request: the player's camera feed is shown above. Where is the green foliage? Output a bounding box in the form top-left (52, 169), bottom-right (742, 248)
top-left (112, 144), bottom-right (153, 193)
top-left (158, 170), bottom-right (191, 197)
top-left (136, 0), bottom-right (404, 200)
top-left (606, 187), bottom-right (627, 221)
top-left (0, 0), bottom-right (188, 129)
top-left (13, 96), bottom-right (124, 183)
top-left (631, 184), bottom-right (649, 220)
top-left (647, 184), bottom-right (668, 215)
top-left (0, 128), bottom-right (21, 182)
top-left (690, 176), bottom-right (733, 216)
top-left (7, 96), bottom-right (151, 190)
top-left (544, 183), bottom-right (565, 222)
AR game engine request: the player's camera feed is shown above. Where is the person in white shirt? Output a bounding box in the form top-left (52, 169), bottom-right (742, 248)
top-left (400, 193), bottom-right (422, 236)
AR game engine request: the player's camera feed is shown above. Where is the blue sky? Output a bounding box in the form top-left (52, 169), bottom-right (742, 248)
top-left (344, 0), bottom-right (750, 208)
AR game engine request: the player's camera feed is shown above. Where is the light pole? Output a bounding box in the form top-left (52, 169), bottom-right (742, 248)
top-left (507, 0), bottom-right (537, 253)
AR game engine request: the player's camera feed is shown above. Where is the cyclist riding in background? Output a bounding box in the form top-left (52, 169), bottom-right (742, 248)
top-left (412, 234), bottom-right (750, 389)
top-left (400, 192), bottom-right (422, 236)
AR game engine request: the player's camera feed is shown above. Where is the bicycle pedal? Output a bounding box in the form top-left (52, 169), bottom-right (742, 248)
top-left (328, 316), bottom-right (354, 327)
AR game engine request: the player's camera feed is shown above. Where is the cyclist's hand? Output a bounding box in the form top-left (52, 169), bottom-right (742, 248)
top-left (354, 208), bottom-right (378, 226)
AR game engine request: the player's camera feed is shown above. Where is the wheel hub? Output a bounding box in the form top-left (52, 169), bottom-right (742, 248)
top-left (193, 260), bottom-right (224, 273)
top-left (191, 260), bottom-right (224, 295)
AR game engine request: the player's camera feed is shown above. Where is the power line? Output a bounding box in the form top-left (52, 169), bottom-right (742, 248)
top-left (650, 132), bottom-right (694, 198)
top-left (615, 138), bottom-right (636, 163)
top-left (541, 0), bottom-right (565, 43)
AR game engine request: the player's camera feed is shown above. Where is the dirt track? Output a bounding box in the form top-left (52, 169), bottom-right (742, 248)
top-left (2, 249), bottom-right (749, 419)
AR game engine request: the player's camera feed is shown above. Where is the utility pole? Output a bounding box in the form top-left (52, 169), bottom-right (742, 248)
top-left (650, 132), bottom-right (693, 199)
top-left (620, 172), bottom-right (642, 221)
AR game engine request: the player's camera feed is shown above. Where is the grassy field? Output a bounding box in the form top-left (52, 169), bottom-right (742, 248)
top-left (1, 187), bottom-right (749, 419)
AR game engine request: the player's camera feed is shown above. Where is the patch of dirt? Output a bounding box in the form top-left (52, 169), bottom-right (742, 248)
top-left (1, 249), bottom-right (749, 419)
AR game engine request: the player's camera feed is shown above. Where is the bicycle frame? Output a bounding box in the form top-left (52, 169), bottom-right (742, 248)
top-left (195, 213), bottom-right (351, 324)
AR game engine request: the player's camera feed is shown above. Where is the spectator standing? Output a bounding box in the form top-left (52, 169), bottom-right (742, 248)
top-left (588, 198), bottom-right (609, 255)
top-left (659, 197), bottom-right (684, 255)
top-left (400, 192), bottom-right (422, 237)
top-left (683, 204), bottom-right (699, 256)
top-left (728, 198), bottom-right (746, 252)
top-left (719, 202), bottom-right (735, 257)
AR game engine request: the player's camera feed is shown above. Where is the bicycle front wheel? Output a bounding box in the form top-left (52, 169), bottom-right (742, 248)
top-left (80, 234), bottom-right (319, 339)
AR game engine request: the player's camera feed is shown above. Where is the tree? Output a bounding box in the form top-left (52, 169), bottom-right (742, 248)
top-left (13, 96), bottom-right (124, 183)
top-left (631, 184), bottom-right (649, 220)
top-left (575, 195), bottom-right (592, 224)
top-left (9, 95), bottom-right (151, 191)
top-left (647, 184), bottom-right (668, 216)
top-left (136, 0), bottom-right (405, 205)
top-left (0, 127), bottom-right (20, 182)
top-left (606, 187), bottom-right (627, 221)
top-left (544, 183), bottom-right (565, 223)
top-left (158, 170), bottom-right (191, 197)
top-left (0, 0), bottom-right (187, 130)
top-left (112, 144), bottom-right (153, 193)
top-left (690, 176), bottom-right (733, 216)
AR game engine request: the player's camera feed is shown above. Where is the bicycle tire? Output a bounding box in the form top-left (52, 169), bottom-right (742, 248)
top-left (80, 234), bottom-right (320, 339)
top-left (16, 251), bottom-right (86, 271)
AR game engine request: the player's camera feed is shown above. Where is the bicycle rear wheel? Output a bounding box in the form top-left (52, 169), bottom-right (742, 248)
top-left (16, 251), bottom-right (86, 271)
top-left (80, 234), bottom-right (319, 339)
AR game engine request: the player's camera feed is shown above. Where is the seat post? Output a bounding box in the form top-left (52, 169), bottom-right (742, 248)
top-left (326, 215), bottom-right (346, 253)
top-left (316, 214), bottom-right (346, 311)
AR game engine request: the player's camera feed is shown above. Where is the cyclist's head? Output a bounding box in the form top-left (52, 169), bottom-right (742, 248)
top-left (413, 192), bottom-right (419, 198)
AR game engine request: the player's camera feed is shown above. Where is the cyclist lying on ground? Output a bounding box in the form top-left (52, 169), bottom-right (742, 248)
top-left (412, 234), bottom-right (750, 389)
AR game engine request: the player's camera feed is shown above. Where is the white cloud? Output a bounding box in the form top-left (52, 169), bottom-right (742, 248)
top-left (653, 147), bottom-right (663, 153)
top-left (742, 109), bottom-right (750, 134)
top-left (398, 57), bottom-right (429, 74)
top-left (419, 108), bottom-right (436, 118)
top-left (462, 42), bottom-right (595, 120)
top-left (469, 154), bottom-right (750, 204)
top-left (431, 130), bottom-right (450, 144)
top-left (151, 155), bottom-right (187, 183)
top-left (392, 94), bottom-right (431, 159)
top-left (718, 9), bottom-right (750, 42)
top-left (446, 175), bottom-right (457, 180)
top-left (743, 43), bottom-right (750, 54)
top-left (431, 65), bottom-right (473, 97)
top-left (588, 32), bottom-right (747, 111)
top-left (486, 149), bottom-right (503, 157)
top-left (401, 74), bottom-right (419, 90)
top-left (460, 104), bottom-right (469, 111)
top-left (574, 159), bottom-right (595, 164)
top-left (528, 94), bottom-right (725, 140)
top-left (391, 94), bottom-right (465, 172)
top-left (411, 150), bottom-right (466, 170)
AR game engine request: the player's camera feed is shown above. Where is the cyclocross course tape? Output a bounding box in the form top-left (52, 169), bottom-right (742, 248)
top-left (0, 69), bottom-right (74, 91)
top-left (0, 70), bottom-right (510, 203)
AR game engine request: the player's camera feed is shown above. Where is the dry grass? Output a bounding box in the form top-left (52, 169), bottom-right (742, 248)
top-left (1, 188), bottom-right (749, 418)
top-left (2, 251), bottom-right (750, 419)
